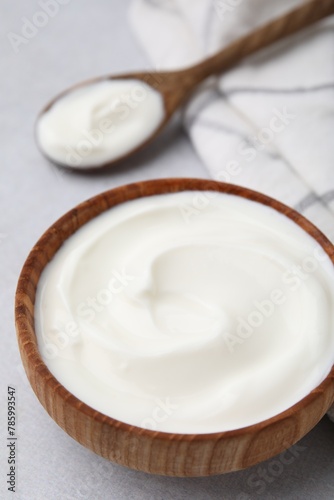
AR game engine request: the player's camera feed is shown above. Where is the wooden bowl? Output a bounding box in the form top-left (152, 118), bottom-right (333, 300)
top-left (15, 178), bottom-right (334, 477)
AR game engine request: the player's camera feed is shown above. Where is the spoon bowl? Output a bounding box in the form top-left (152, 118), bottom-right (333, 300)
top-left (35, 70), bottom-right (193, 172)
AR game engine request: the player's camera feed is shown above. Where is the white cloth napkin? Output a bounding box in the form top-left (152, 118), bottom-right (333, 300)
top-left (130, 0), bottom-right (334, 422)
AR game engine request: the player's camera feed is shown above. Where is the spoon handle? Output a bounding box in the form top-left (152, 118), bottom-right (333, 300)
top-left (182, 0), bottom-right (334, 86)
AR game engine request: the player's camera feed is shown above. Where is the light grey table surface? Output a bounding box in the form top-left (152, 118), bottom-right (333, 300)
top-left (1, 1), bottom-right (333, 499)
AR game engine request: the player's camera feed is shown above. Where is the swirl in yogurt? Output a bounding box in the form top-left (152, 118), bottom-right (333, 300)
top-left (35, 191), bottom-right (334, 433)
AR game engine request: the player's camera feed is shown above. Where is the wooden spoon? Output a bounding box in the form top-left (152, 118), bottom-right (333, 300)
top-left (36, 0), bottom-right (334, 172)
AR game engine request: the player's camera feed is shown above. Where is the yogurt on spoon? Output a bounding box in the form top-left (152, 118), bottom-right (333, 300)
top-left (36, 79), bottom-right (165, 169)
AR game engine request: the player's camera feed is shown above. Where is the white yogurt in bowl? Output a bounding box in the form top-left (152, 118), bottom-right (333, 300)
top-left (34, 188), bottom-right (334, 434)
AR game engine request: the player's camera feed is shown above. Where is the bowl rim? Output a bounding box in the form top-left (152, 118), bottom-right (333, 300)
top-left (15, 177), bottom-right (334, 443)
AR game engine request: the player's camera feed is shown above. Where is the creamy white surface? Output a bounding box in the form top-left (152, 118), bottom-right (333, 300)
top-left (35, 191), bottom-right (334, 433)
top-left (36, 79), bottom-right (165, 168)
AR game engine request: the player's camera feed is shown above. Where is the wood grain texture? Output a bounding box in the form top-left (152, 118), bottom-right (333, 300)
top-left (15, 179), bottom-right (334, 476)
top-left (36, 0), bottom-right (334, 172)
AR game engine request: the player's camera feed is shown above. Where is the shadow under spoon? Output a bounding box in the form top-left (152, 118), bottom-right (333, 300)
top-left (36, 0), bottom-right (334, 172)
